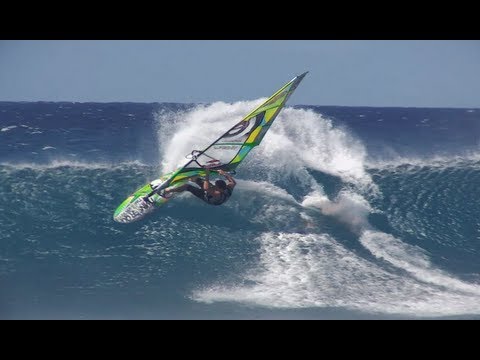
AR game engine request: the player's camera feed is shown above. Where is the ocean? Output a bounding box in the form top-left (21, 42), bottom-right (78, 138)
top-left (1, 100), bottom-right (479, 319)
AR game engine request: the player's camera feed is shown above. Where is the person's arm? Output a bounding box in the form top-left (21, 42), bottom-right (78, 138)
top-left (203, 169), bottom-right (211, 191)
top-left (218, 170), bottom-right (236, 188)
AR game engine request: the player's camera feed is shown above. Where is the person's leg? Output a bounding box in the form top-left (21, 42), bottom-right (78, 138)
top-left (164, 184), bottom-right (189, 193)
top-left (185, 185), bottom-right (206, 201)
top-left (165, 176), bottom-right (202, 191)
top-left (161, 178), bottom-right (208, 200)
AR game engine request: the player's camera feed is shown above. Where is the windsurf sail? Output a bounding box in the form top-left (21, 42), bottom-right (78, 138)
top-left (155, 72), bottom-right (308, 191)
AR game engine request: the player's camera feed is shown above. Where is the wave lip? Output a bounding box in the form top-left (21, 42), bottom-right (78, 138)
top-left (367, 152), bottom-right (480, 171)
top-left (0, 159), bottom-right (148, 170)
top-left (154, 102), bottom-right (373, 190)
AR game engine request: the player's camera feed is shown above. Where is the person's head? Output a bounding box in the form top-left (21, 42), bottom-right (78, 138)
top-left (215, 179), bottom-right (227, 190)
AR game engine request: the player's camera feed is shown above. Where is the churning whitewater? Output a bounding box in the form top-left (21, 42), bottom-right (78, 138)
top-left (0, 101), bottom-right (479, 319)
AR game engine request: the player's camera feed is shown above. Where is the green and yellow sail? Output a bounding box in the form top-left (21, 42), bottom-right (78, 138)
top-left (161, 72), bottom-right (308, 188)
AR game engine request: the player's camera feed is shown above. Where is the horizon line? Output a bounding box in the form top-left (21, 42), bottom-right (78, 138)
top-left (0, 100), bottom-right (478, 110)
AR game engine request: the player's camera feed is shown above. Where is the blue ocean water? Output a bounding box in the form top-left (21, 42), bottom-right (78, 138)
top-left (1, 101), bottom-right (479, 319)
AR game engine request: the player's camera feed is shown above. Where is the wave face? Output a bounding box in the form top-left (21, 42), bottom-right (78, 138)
top-left (1, 101), bottom-right (479, 319)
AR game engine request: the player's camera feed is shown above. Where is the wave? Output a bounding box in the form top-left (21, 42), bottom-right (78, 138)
top-left (367, 152), bottom-right (480, 171)
top-left (154, 102), bottom-right (372, 189)
top-left (360, 230), bottom-right (480, 296)
top-left (367, 158), bottom-right (480, 259)
top-left (2, 101), bottom-right (479, 318)
top-left (0, 159), bottom-right (149, 171)
top-left (192, 231), bottom-right (480, 316)
top-left (169, 100), bottom-right (480, 316)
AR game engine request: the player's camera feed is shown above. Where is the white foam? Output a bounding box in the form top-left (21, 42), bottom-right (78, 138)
top-left (258, 107), bottom-right (371, 187)
top-left (155, 102), bottom-right (252, 173)
top-left (301, 190), bottom-right (480, 297)
top-left (1, 125), bottom-right (17, 132)
top-left (0, 159), bottom-right (148, 170)
top-left (302, 190), bottom-right (373, 233)
top-left (367, 152), bottom-right (480, 171)
top-left (154, 101), bottom-right (480, 317)
top-left (192, 182), bottom-right (480, 317)
top-left (236, 179), bottom-right (297, 203)
top-left (360, 230), bottom-right (480, 296)
top-left (216, 179), bottom-right (311, 230)
top-left (192, 231), bottom-right (480, 316)
top-left (154, 102), bottom-right (372, 189)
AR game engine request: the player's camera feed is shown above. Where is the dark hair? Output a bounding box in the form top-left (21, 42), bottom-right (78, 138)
top-left (215, 179), bottom-right (227, 190)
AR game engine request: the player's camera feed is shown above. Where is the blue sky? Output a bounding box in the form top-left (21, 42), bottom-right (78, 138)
top-left (0, 40), bottom-right (479, 107)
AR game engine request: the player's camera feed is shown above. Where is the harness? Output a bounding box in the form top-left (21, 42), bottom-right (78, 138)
top-left (204, 188), bottom-right (232, 205)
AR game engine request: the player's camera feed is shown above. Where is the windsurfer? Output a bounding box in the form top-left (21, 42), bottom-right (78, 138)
top-left (162, 169), bottom-right (236, 206)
